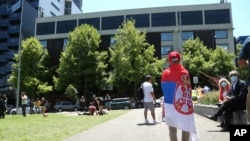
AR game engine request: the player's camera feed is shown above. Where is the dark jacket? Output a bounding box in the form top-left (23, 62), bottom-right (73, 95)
top-left (229, 79), bottom-right (248, 103)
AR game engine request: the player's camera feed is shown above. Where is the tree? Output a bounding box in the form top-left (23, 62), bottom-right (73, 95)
top-left (54, 24), bottom-right (108, 99)
top-left (65, 84), bottom-right (78, 100)
top-left (8, 37), bottom-right (52, 98)
top-left (108, 19), bottom-right (164, 96)
top-left (182, 38), bottom-right (235, 89)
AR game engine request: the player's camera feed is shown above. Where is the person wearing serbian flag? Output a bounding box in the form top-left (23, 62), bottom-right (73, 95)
top-left (161, 51), bottom-right (199, 141)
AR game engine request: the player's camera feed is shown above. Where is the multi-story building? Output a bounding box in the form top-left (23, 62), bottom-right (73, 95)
top-left (35, 2), bottom-right (235, 69)
top-left (0, 0), bottom-right (82, 96)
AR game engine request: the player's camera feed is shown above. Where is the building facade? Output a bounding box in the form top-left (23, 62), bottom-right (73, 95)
top-left (35, 3), bottom-right (235, 68)
top-left (0, 0), bottom-right (82, 96)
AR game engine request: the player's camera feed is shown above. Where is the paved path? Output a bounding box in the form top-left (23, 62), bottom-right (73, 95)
top-left (63, 108), bottom-right (229, 141)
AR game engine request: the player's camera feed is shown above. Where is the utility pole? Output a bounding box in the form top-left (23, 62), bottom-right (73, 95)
top-left (16, 0), bottom-right (24, 111)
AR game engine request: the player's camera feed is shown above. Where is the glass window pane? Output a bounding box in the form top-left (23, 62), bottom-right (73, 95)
top-left (79, 18), bottom-right (100, 30)
top-left (152, 12), bottom-right (175, 27)
top-left (63, 39), bottom-right (68, 51)
top-left (102, 16), bottom-right (124, 30)
top-left (161, 46), bottom-right (173, 55)
top-left (205, 9), bottom-right (230, 24)
top-left (215, 30), bottom-right (227, 39)
top-left (37, 22), bottom-right (55, 35)
top-left (161, 33), bottom-right (173, 41)
top-left (182, 32), bottom-right (194, 40)
top-left (216, 44), bottom-right (228, 50)
top-left (180, 11), bottom-right (203, 25)
top-left (57, 20), bottom-right (77, 33)
top-left (40, 40), bottom-right (47, 48)
top-left (126, 14), bottom-right (149, 28)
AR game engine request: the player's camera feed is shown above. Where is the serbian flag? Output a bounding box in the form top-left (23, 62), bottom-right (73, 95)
top-left (161, 81), bottom-right (199, 141)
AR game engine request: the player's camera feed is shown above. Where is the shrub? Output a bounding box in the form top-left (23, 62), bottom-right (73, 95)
top-left (198, 91), bottom-right (219, 105)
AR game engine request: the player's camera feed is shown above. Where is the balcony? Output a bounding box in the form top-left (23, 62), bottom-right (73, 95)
top-left (0, 67), bottom-right (5, 75)
top-left (0, 20), bottom-right (9, 27)
top-left (6, 50), bottom-right (17, 60)
top-left (0, 56), bottom-right (7, 63)
top-left (7, 37), bottom-right (19, 49)
top-left (9, 13), bottom-right (21, 24)
top-left (8, 25), bottom-right (20, 35)
top-left (0, 31), bottom-right (9, 39)
top-left (0, 43), bottom-right (9, 51)
top-left (0, 5), bottom-right (11, 16)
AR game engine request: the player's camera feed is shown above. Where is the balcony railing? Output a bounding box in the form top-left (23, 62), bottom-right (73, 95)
top-left (0, 31), bottom-right (9, 39)
top-left (0, 20), bottom-right (9, 27)
top-left (0, 43), bottom-right (9, 51)
top-left (0, 5), bottom-right (11, 15)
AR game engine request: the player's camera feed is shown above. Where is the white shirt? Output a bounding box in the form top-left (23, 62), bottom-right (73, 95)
top-left (142, 81), bottom-right (154, 102)
top-left (21, 95), bottom-right (28, 105)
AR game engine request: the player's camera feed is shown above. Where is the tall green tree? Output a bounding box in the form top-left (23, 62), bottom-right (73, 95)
top-left (54, 24), bottom-right (108, 99)
top-left (108, 19), bottom-right (164, 96)
top-left (182, 38), bottom-right (235, 89)
top-left (8, 37), bottom-right (52, 98)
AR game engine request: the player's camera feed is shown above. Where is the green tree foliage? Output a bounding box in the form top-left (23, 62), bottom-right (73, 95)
top-left (8, 37), bottom-right (52, 98)
top-left (182, 38), bottom-right (235, 89)
top-left (65, 84), bottom-right (78, 100)
top-left (54, 24), bottom-right (108, 98)
top-left (108, 19), bottom-right (164, 96)
top-left (235, 44), bottom-right (248, 81)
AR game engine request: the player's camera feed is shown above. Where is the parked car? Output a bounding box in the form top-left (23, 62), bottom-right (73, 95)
top-left (131, 99), bottom-right (144, 108)
top-left (155, 96), bottom-right (164, 107)
top-left (6, 104), bottom-right (15, 114)
top-left (10, 105), bottom-right (35, 115)
top-left (111, 97), bottom-right (132, 110)
top-left (54, 101), bottom-right (80, 112)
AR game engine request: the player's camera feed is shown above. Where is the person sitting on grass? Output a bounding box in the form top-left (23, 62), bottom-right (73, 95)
top-left (88, 102), bottom-right (96, 116)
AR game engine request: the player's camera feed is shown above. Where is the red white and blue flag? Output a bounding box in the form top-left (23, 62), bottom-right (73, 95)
top-left (161, 81), bottom-right (199, 141)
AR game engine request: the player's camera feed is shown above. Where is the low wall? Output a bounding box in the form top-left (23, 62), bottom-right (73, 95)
top-left (194, 104), bottom-right (248, 125)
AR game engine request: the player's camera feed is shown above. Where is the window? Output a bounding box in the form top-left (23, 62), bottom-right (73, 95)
top-left (182, 32), bottom-right (194, 40)
top-left (161, 33), bottom-right (173, 41)
top-left (51, 2), bottom-right (60, 11)
top-left (36, 22), bottom-right (55, 35)
top-left (40, 40), bottom-right (47, 48)
top-left (161, 46), bottom-right (173, 55)
top-left (215, 30), bottom-right (227, 39)
top-left (63, 39), bottom-right (68, 51)
top-left (179, 11), bottom-right (203, 25)
top-left (152, 12), bottom-right (175, 27)
top-left (110, 36), bottom-right (116, 45)
top-left (205, 9), bottom-right (230, 24)
top-left (216, 44), bottom-right (228, 50)
top-left (57, 20), bottom-right (77, 33)
top-left (126, 14), bottom-right (149, 27)
top-left (102, 16), bottom-right (124, 30)
top-left (79, 18), bottom-right (100, 30)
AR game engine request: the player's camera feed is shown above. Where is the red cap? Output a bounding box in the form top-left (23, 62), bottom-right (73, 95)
top-left (168, 51), bottom-right (181, 63)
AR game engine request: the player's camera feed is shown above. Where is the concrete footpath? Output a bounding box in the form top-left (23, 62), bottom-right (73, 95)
top-left (63, 108), bottom-right (229, 141)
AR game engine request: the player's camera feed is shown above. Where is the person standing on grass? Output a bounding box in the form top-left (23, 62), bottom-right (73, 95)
top-left (79, 96), bottom-right (86, 112)
top-left (34, 98), bottom-right (41, 114)
top-left (21, 91), bottom-right (28, 117)
top-left (238, 37), bottom-right (250, 123)
top-left (40, 97), bottom-right (48, 117)
top-left (0, 94), bottom-right (7, 119)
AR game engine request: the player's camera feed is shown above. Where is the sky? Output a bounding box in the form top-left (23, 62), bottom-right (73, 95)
top-left (82, 0), bottom-right (250, 38)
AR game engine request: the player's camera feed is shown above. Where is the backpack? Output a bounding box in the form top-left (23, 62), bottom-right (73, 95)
top-left (136, 84), bottom-right (144, 100)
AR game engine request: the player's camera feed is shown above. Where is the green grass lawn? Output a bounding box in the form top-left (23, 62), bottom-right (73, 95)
top-left (0, 110), bottom-right (128, 141)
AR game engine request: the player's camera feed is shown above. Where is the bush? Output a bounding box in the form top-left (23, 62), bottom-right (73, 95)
top-left (198, 91), bottom-right (219, 105)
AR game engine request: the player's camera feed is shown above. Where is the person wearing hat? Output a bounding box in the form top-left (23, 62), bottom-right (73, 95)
top-left (141, 74), bottom-right (158, 124)
top-left (161, 51), bottom-right (198, 141)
